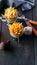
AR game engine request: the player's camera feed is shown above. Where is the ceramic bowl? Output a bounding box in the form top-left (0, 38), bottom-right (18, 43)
top-left (9, 29), bottom-right (24, 38)
top-left (6, 17), bottom-right (17, 24)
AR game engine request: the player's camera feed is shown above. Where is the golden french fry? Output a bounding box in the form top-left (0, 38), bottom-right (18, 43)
top-left (9, 22), bottom-right (24, 36)
top-left (2, 7), bottom-right (18, 22)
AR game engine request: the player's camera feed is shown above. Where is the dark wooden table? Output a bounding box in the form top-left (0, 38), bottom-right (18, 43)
top-left (0, 0), bottom-right (37, 65)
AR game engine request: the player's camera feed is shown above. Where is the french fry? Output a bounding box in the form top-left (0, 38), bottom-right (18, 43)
top-left (9, 22), bottom-right (24, 36)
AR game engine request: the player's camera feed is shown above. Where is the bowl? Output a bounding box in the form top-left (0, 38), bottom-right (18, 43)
top-left (6, 17), bottom-right (17, 24)
top-left (9, 29), bottom-right (24, 38)
top-left (8, 22), bottom-right (24, 38)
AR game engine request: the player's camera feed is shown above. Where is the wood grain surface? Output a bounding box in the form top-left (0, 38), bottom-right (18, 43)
top-left (0, 0), bottom-right (37, 65)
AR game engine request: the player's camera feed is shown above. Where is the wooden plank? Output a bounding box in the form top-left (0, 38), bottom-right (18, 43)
top-left (4, 38), bottom-right (34, 65)
top-left (0, 19), bottom-right (2, 42)
top-left (33, 37), bottom-right (37, 65)
top-left (32, 0), bottom-right (37, 21)
top-left (1, 22), bottom-right (11, 42)
top-left (32, 0), bottom-right (37, 65)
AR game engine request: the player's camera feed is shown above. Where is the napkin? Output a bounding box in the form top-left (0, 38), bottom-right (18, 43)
top-left (7, 0), bottom-right (35, 10)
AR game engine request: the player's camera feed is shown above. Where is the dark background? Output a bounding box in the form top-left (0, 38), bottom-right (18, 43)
top-left (0, 0), bottom-right (37, 65)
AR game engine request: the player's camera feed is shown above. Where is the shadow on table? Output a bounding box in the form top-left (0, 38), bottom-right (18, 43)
top-left (4, 34), bottom-right (34, 51)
